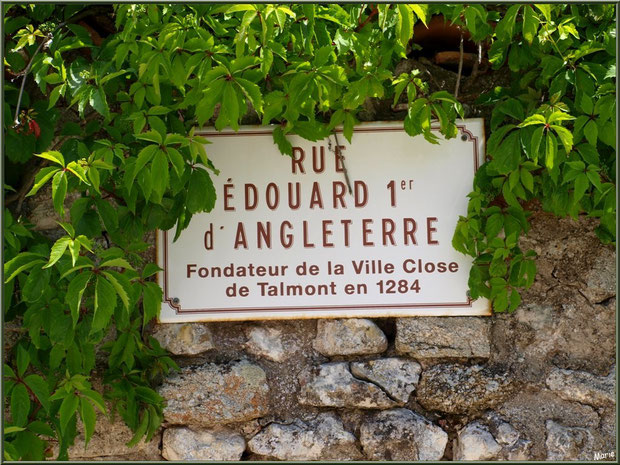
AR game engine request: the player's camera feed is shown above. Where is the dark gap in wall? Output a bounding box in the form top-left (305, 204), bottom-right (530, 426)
top-left (597, 295), bottom-right (616, 306)
top-left (372, 318), bottom-right (396, 346)
top-left (411, 15), bottom-right (479, 76)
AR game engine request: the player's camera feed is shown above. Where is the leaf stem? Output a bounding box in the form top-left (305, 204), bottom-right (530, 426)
top-left (454, 33), bottom-right (464, 99)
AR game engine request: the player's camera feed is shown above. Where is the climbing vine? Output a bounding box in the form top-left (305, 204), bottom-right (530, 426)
top-left (3, 3), bottom-right (616, 460)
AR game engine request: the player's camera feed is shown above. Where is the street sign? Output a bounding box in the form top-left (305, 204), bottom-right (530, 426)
top-left (157, 120), bottom-right (490, 321)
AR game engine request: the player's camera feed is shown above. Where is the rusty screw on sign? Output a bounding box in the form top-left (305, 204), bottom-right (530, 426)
top-left (461, 134), bottom-right (468, 141)
top-left (172, 297), bottom-right (180, 305)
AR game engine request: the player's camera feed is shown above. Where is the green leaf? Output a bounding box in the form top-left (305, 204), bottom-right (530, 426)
top-left (43, 237), bottom-right (71, 269)
top-left (128, 144), bottom-right (158, 188)
top-left (518, 114), bottom-right (546, 127)
top-left (24, 374), bottom-right (51, 412)
top-left (10, 384), bottom-right (30, 427)
top-left (522, 6), bottom-right (539, 44)
top-left (4, 363), bottom-right (16, 379)
top-left (576, 143), bottom-right (599, 165)
top-left (48, 83), bottom-right (65, 108)
top-left (495, 5), bottom-right (521, 41)
top-left (26, 167), bottom-right (60, 197)
top-left (81, 389), bottom-right (106, 413)
top-left (92, 276), bottom-right (117, 334)
top-left (51, 171), bottom-right (68, 216)
top-left (89, 87), bottom-right (109, 118)
top-left (135, 131), bottom-right (162, 145)
top-left (142, 263), bottom-right (162, 279)
top-left (272, 126), bottom-right (293, 156)
top-left (583, 120), bottom-right (598, 146)
top-left (493, 288), bottom-right (509, 312)
top-left (196, 79), bottom-right (226, 126)
top-left (509, 288), bottom-right (521, 311)
top-left (148, 116), bottom-right (167, 141)
top-left (4, 253), bottom-right (45, 283)
top-left (126, 410), bottom-right (149, 447)
top-left (485, 213), bottom-right (504, 238)
top-left (49, 345), bottom-right (65, 370)
top-left (150, 150), bottom-right (169, 203)
top-left (547, 111), bottom-right (575, 124)
top-left (59, 393), bottom-right (79, 433)
top-left (220, 83), bottom-right (240, 130)
top-left (28, 421), bottom-right (55, 437)
top-left (186, 168), bottom-right (216, 214)
top-left (410, 4), bottom-right (427, 25)
top-left (4, 426), bottom-right (26, 434)
top-left (142, 281), bottom-right (163, 326)
top-left (343, 111), bottom-right (356, 143)
top-left (520, 167), bottom-right (534, 192)
top-left (135, 386), bottom-right (164, 404)
top-left (396, 5), bottom-right (413, 48)
top-left (534, 4), bottom-right (551, 21)
top-left (494, 131), bottom-right (521, 174)
top-left (235, 78), bottom-right (263, 114)
top-left (16, 345), bottom-right (30, 377)
top-left (551, 125), bottom-right (573, 153)
top-left (574, 173), bottom-right (589, 202)
top-left (68, 239), bottom-right (80, 266)
top-left (22, 266), bottom-right (50, 302)
top-left (60, 260), bottom-right (95, 279)
top-left (66, 162), bottom-right (90, 185)
top-left (101, 271), bottom-right (130, 310)
top-left (528, 126), bottom-right (544, 162)
top-left (166, 147), bottom-right (185, 177)
top-left (35, 151), bottom-right (65, 167)
top-left (66, 271), bottom-right (93, 327)
top-left (545, 132), bottom-right (558, 170)
top-left (586, 169), bottom-right (602, 192)
top-left (100, 258), bottom-right (134, 270)
top-left (523, 259), bottom-right (536, 287)
top-left (80, 397), bottom-right (96, 447)
top-left (94, 198), bottom-right (119, 232)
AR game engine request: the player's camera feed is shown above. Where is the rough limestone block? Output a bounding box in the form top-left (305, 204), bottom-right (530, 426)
top-left (416, 364), bottom-right (513, 414)
top-left (162, 427), bottom-right (245, 461)
top-left (582, 250), bottom-right (616, 304)
top-left (313, 319), bottom-right (387, 356)
top-left (298, 362), bottom-right (398, 409)
top-left (159, 360), bottom-right (270, 426)
top-left (546, 365), bottom-right (615, 408)
top-left (360, 408), bottom-right (448, 461)
top-left (151, 323), bottom-right (214, 355)
top-left (244, 325), bottom-right (289, 362)
top-left (350, 358), bottom-right (422, 403)
top-left (248, 413), bottom-right (362, 460)
top-left (454, 422), bottom-right (502, 460)
top-left (545, 420), bottom-right (597, 461)
top-left (455, 415), bottom-right (532, 461)
top-left (395, 317), bottom-right (491, 358)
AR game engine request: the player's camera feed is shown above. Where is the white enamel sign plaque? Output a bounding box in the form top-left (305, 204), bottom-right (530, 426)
top-left (157, 120), bottom-right (490, 322)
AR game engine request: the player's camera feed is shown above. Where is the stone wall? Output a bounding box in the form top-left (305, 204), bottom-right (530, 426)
top-left (50, 209), bottom-right (615, 461)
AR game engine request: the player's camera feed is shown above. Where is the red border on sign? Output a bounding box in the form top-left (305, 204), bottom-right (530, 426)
top-left (161, 124), bottom-right (480, 314)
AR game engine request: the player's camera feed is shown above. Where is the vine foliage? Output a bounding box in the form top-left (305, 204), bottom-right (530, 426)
top-left (3, 3), bottom-right (616, 460)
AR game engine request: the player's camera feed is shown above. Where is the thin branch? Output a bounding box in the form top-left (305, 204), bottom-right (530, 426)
top-left (12, 5), bottom-right (112, 127)
top-left (471, 42), bottom-right (481, 78)
top-left (357, 5), bottom-right (378, 32)
top-left (454, 33), bottom-right (464, 99)
top-left (330, 132), bottom-right (353, 195)
top-left (13, 35), bottom-right (51, 127)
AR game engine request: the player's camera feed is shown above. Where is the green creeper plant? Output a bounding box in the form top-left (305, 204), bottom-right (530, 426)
top-left (3, 3), bottom-right (616, 460)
